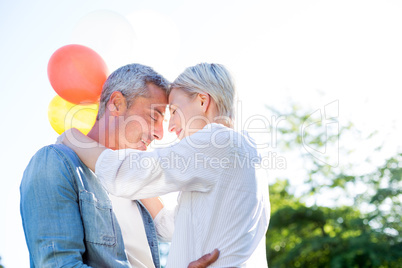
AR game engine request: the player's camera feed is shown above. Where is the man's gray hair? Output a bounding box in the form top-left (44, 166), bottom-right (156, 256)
top-left (97, 63), bottom-right (170, 119)
top-left (170, 63), bottom-right (236, 121)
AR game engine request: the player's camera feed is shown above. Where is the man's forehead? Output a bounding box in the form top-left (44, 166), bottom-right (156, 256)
top-left (147, 83), bottom-right (168, 98)
top-left (147, 88), bottom-right (168, 108)
top-left (143, 83), bottom-right (168, 115)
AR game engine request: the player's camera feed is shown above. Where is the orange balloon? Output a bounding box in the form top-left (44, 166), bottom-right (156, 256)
top-left (47, 44), bottom-right (109, 104)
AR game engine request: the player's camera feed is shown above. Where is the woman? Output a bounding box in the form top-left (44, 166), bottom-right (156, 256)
top-left (63, 63), bottom-right (270, 267)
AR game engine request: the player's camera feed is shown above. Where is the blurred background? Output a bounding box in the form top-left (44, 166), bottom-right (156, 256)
top-left (1, 0), bottom-right (401, 267)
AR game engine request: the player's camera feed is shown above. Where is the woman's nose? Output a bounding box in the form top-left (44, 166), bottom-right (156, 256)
top-left (168, 119), bottom-right (175, 133)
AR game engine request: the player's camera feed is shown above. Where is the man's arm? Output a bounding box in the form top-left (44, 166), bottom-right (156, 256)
top-left (20, 147), bottom-right (90, 267)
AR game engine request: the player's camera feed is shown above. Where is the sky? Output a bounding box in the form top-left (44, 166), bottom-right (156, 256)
top-left (1, 0), bottom-right (402, 267)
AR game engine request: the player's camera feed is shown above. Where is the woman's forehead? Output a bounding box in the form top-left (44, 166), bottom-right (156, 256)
top-left (168, 88), bottom-right (186, 104)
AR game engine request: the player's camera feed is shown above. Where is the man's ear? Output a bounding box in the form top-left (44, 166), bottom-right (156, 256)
top-left (107, 91), bottom-right (127, 116)
top-left (198, 93), bottom-right (211, 113)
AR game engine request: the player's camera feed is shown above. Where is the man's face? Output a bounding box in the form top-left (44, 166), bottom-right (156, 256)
top-left (117, 83), bottom-right (168, 150)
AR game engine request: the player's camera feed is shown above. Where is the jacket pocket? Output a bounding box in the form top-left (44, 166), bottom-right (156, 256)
top-left (79, 190), bottom-right (116, 246)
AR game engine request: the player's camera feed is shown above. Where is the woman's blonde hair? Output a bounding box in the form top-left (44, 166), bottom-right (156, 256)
top-left (170, 63), bottom-right (236, 122)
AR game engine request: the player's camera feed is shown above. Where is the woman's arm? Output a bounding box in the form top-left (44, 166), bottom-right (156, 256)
top-left (63, 127), bottom-right (218, 200)
top-left (61, 128), bottom-right (106, 171)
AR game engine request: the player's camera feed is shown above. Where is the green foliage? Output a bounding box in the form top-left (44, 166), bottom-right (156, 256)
top-left (265, 103), bottom-right (402, 267)
top-left (267, 179), bottom-right (402, 268)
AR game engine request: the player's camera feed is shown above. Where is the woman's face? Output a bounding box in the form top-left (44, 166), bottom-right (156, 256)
top-left (168, 88), bottom-right (207, 140)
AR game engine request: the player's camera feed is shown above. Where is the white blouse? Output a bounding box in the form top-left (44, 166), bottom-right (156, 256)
top-left (95, 123), bottom-right (270, 267)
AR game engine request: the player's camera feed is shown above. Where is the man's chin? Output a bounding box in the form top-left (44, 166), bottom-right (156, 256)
top-left (138, 144), bottom-right (147, 151)
top-left (122, 143), bottom-right (147, 151)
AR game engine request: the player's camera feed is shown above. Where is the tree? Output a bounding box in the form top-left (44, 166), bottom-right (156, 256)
top-left (265, 102), bottom-right (402, 267)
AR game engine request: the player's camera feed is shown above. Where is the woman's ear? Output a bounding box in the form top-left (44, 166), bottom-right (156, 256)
top-left (198, 93), bottom-right (211, 113)
top-left (107, 91), bottom-right (127, 116)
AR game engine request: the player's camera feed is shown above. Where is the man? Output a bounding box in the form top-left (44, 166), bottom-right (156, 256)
top-left (20, 63), bottom-right (218, 267)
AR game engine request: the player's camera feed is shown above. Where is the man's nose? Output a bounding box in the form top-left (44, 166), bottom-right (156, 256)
top-left (152, 121), bottom-right (164, 140)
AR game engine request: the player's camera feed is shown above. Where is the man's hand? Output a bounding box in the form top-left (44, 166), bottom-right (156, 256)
top-left (188, 249), bottom-right (220, 268)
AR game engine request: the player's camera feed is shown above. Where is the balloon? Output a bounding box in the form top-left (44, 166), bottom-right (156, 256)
top-left (48, 95), bottom-right (98, 135)
top-left (47, 44), bottom-right (109, 104)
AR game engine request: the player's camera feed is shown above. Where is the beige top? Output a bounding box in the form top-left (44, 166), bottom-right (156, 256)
top-left (109, 195), bottom-right (155, 268)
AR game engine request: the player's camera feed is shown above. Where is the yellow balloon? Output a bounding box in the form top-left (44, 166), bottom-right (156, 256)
top-left (48, 95), bottom-right (98, 135)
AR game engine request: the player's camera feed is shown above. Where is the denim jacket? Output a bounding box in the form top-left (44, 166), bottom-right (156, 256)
top-left (20, 144), bottom-right (160, 268)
